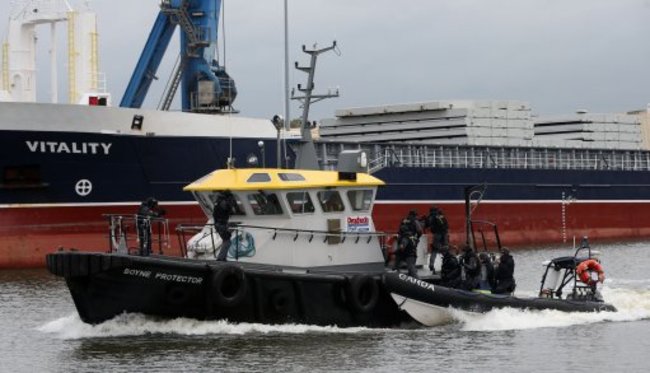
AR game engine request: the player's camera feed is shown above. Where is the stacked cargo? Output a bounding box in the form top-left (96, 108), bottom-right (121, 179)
top-left (319, 100), bottom-right (534, 146)
top-left (533, 112), bottom-right (642, 150)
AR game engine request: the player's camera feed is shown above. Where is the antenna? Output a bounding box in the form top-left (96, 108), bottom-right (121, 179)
top-left (291, 41), bottom-right (340, 170)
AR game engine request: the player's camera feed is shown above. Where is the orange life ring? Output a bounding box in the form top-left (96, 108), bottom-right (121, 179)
top-left (576, 259), bottom-right (605, 286)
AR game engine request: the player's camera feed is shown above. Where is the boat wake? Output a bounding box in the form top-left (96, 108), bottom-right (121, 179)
top-left (37, 277), bottom-right (650, 337)
top-left (36, 313), bottom-right (376, 340)
top-left (453, 279), bottom-right (650, 332)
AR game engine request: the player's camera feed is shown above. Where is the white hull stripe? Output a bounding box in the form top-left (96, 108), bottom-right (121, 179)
top-left (3, 199), bottom-right (650, 209)
top-left (375, 199), bottom-right (650, 205)
top-left (0, 201), bottom-right (199, 209)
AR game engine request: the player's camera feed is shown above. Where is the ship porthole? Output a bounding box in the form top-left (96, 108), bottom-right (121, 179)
top-left (75, 179), bottom-right (93, 197)
top-left (212, 265), bottom-right (247, 307)
top-left (346, 275), bottom-right (379, 313)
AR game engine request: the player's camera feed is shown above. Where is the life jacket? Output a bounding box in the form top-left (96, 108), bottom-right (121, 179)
top-left (429, 212), bottom-right (448, 233)
top-left (398, 218), bottom-right (416, 237)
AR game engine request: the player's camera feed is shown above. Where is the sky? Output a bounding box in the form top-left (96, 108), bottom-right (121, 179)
top-left (1, 0), bottom-right (650, 121)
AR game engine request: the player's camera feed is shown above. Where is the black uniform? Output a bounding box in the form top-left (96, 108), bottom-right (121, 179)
top-left (213, 192), bottom-right (237, 261)
top-left (439, 248), bottom-right (462, 288)
top-left (426, 207), bottom-right (449, 273)
top-left (493, 250), bottom-right (516, 294)
top-left (392, 211), bottom-right (422, 278)
top-left (478, 252), bottom-right (496, 291)
top-left (136, 197), bottom-right (165, 256)
top-left (460, 246), bottom-right (480, 291)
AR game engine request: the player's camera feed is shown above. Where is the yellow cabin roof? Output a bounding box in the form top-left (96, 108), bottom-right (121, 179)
top-left (183, 168), bottom-right (385, 192)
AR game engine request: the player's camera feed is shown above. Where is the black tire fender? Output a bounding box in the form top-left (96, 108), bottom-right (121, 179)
top-left (346, 275), bottom-right (379, 313)
top-left (212, 265), bottom-right (247, 308)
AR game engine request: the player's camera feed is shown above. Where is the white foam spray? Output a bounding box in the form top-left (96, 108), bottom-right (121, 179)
top-left (454, 278), bottom-right (650, 332)
top-left (37, 313), bottom-right (379, 340)
top-left (37, 277), bottom-right (650, 337)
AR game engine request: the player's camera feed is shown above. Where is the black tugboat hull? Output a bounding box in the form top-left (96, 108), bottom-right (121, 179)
top-left (46, 252), bottom-right (407, 327)
top-left (383, 273), bottom-right (616, 326)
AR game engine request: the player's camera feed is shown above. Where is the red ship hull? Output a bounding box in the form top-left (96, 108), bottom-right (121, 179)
top-left (3, 200), bottom-right (650, 268)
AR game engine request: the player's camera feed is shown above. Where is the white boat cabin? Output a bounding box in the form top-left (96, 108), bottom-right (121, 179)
top-left (182, 168), bottom-right (386, 270)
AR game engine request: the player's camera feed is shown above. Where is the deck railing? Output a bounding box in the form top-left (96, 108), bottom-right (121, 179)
top-left (176, 223), bottom-right (391, 260)
top-left (317, 142), bottom-right (650, 173)
top-left (104, 214), bottom-right (170, 255)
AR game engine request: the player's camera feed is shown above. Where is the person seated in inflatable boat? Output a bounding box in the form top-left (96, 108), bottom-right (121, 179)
top-left (493, 247), bottom-right (516, 294)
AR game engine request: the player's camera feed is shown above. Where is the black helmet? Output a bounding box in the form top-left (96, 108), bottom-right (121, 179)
top-left (146, 197), bottom-right (158, 207)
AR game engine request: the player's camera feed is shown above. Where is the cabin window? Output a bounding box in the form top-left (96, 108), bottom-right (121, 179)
top-left (317, 190), bottom-right (345, 212)
top-left (278, 173), bottom-right (305, 181)
top-left (286, 191), bottom-right (315, 214)
top-left (347, 189), bottom-right (373, 211)
top-left (2, 165), bottom-right (45, 189)
top-left (247, 192), bottom-right (283, 215)
top-left (199, 192), bottom-right (245, 216)
top-left (247, 173), bottom-right (271, 183)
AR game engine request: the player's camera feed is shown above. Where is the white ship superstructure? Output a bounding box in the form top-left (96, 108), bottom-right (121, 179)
top-left (1, 0), bottom-right (109, 105)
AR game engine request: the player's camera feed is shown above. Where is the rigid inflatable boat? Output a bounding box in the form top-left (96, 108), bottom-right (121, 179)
top-left (383, 242), bottom-right (616, 326)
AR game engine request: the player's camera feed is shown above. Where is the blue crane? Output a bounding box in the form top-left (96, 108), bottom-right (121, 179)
top-left (120, 0), bottom-right (236, 113)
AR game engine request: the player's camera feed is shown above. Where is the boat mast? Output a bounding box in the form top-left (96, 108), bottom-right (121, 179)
top-left (283, 0), bottom-right (290, 168)
top-left (292, 41), bottom-right (339, 170)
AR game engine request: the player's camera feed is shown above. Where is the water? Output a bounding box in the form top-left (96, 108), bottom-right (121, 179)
top-left (2, 241), bottom-right (650, 372)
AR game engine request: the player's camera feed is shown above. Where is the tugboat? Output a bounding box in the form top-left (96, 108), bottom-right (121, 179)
top-left (46, 151), bottom-right (414, 327)
top-left (383, 237), bottom-right (617, 327)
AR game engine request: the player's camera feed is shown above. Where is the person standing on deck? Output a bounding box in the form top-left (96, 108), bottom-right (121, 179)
top-left (425, 206), bottom-right (449, 274)
top-left (136, 197), bottom-right (166, 256)
top-left (392, 209), bottom-right (423, 278)
top-left (213, 191), bottom-right (238, 262)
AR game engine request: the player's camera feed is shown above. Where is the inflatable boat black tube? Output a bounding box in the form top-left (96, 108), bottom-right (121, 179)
top-left (383, 272), bottom-right (616, 313)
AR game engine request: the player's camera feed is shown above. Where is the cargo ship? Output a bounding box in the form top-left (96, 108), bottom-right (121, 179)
top-left (2, 0), bottom-right (650, 268)
top-left (317, 101), bottom-right (650, 249)
top-left (0, 0), bottom-right (288, 267)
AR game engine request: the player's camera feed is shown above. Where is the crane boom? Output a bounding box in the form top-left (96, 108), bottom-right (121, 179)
top-left (120, 0), bottom-right (236, 113)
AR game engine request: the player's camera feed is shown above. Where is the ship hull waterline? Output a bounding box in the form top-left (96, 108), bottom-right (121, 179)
top-left (46, 251), bottom-right (408, 327)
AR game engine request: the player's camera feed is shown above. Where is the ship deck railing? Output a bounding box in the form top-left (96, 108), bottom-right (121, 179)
top-left (316, 142), bottom-right (650, 173)
top-left (103, 214), bottom-right (170, 255)
top-left (175, 223), bottom-right (393, 260)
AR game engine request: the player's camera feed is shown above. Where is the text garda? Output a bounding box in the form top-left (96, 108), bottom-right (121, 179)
top-left (398, 273), bottom-right (435, 292)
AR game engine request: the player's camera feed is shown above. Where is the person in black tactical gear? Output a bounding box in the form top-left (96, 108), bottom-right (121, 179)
top-left (459, 244), bottom-right (480, 291)
top-left (493, 247), bottom-right (516, 294)
top-left (392, 209), bottom-right (423, 278)
top-left (213, 191), bottom-right (238, 261)
top-left (137, 197), bottom-right (166, 256)
top-left (439, 245), bottom-right (462, 288)
top-left (478, 252), bottom-right (496, 291)
top-left (425, 206), bottom-right (449, 274)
